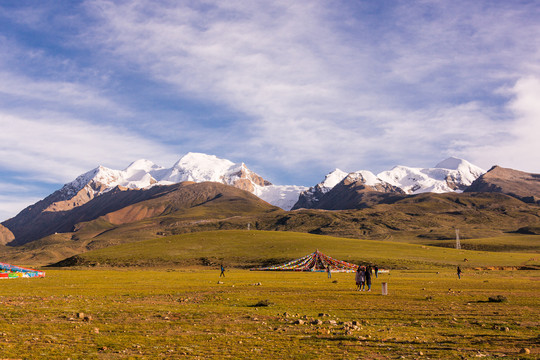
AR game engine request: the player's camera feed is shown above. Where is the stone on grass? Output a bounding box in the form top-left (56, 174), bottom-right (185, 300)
top-left (519, 348), bottom-right (530, 354)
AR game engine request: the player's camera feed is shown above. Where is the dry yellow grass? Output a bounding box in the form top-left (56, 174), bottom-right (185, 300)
top-left (0, 268), bottom-right (537, 359)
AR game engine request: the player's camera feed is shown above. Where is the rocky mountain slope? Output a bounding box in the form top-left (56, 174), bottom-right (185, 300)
top-left (304, 171), bottom-right (406, 210)
top-left (293, 169), bottom-right (349, 209)
top-left (1, 152), bottom-right (306, 245)
top-left (0, 224), bottom-right (14, 246)
top-left (465, 166), bottom-right (540, 204)
top-left (3, 181), bottom-right (280, 246)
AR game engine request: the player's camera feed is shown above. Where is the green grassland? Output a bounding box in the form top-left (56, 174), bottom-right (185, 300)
top-left (421, 234), bottom-right (540, 253)
top-left (2, 190), bottom-right (539, 268)
top-left (0, 268), bottom-right (538, 359)
top-left (0, 231), bottom-right (538, 359)
top-left (59, 230), bottom-right (539, 270)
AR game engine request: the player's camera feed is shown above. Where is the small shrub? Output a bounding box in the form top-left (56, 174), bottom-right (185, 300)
top-left (488, 295), bottom-right (507, 303)
top-left (253, 299), bottom-right (271, 307)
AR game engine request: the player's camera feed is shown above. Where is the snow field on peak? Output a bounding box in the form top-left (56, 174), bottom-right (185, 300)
top-left (320, 169), bottom-right (348, 191)
top-left (377, 158), bottom-right (485, 194)
top-left (347, 170), bottom-right (382, 187)
top-left (167, 153), bottom-right (238, 184)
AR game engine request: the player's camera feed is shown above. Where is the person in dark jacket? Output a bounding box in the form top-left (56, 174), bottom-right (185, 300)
top-left (365, 265), bottom-right (372, 291)
top-left (457, 266), bottom-right (462, 279)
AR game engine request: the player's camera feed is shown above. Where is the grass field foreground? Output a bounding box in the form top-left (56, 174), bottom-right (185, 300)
top-left (0, 268), bottom-right (538, 359)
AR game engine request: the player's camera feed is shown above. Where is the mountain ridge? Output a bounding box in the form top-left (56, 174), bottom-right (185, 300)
top-left (4, 181), bottom-right (281, 246)
top-left (465, 165), bottom-right (540, 204)
top-left (3, 153), bottom-right (539, 252)
top-left (293, 157), bottom-right (485, 210)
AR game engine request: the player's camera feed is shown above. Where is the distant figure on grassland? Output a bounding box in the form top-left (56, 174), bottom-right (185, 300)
top-left (457, 266), bottom-right (462, 279)
top-left (365, 265), bottom-right (372, 292)
top-left (374, 265), bottom-right (379, 278)
top-left (327, 265), bottom-right (332, 279)
top-left (355, 267), bottom-right (362, 291)
top-left (220, 264), bottom-right (226, 277)
top-left (356, 266), bottom-right (366, 291)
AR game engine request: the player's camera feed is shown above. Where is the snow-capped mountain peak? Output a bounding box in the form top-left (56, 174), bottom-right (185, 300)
top-left (346, 170), bottom-right (381, 187)
top-left (320, 169), bottom-right (349, 190)
top-left (54, 152), bottom-right (305, 211)
top-left (167, 152), bottom-right (237, 183)
top-left (377, 158), bottom-right (485, 194)
top-left (292, 157), bottom-right (486, 209)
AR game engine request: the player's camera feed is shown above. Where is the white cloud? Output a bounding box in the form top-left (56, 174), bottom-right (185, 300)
top-left (82, 0), bottom-right (540, 173)
top-left (467, 76), bottom-right (540, 173)
top-left (0, 71), bottom-right (124, 113)
top-left (0, 112), bottom-right (179, 183)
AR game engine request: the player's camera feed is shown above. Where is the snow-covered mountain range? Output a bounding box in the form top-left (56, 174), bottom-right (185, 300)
top-left (55, 152), bottom-right (307, 212)
top-left (37, 153), bottom-right (486, 214)
top-left (293, 157), bottom-right (485, 209)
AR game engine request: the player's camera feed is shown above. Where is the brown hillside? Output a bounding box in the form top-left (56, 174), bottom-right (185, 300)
top-left (465, 166), bottom-right (540, 204)
top-left (72, 191), bottom-right (540, 248)
top-left (0, 224), bottom-right (14, 245)
top-left (0, 191), bottom-right (538, 266)
top-left (4, 182), bottom-right (280, 246)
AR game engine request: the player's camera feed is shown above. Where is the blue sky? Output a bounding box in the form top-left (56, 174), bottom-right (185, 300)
top-left (1, 0), bottom-right (539, 221)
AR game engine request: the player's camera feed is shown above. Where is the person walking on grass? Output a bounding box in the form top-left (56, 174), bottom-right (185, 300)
top-left (457, 266), bottom-right (462, 279)
top-left (374, 265), bottom-right (379, 278)
top-left (365, 265), bottom-right (372, 292)
top-left (220, 264), bottom-right (226, 277)
top-left (327, 265), bottom-right (332, 279)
